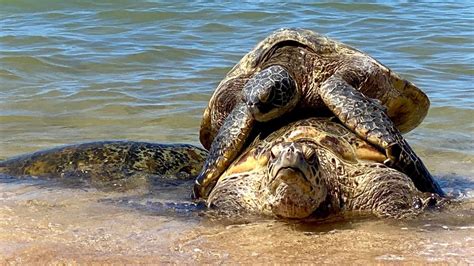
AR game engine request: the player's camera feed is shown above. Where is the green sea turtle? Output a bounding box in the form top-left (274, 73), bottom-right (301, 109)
top-left (0, 120), bottom-right (443, 219)
top-left (0, 141), bottom-right (207, 190)
top-left (207, 117), bottom-right (444, 219)
top-left (194, 28), bottom-right (440, 198)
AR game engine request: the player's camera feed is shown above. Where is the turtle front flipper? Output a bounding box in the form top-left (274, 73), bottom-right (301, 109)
top-left (194, 65), bottom-right (300, 199)
top-left (193, 103), bottom-right (255, 199)
top-left (318, 74), bottom-right (444, 196)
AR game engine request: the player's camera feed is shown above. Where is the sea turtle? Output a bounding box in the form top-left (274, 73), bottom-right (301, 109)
top-left (0, 141), bottom-right (207, 189)
top-left (0, 120), bottom-right (444, 219)
top-left (194, 28), bottom-right (439, 198)
top-left (207, 117), bottom-right (444, 219)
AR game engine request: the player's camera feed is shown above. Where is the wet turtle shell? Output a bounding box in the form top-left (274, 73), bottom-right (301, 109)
top-left (0, 141), bottom-right (208, 190)
top-left (200, 28), bottom-right (429, 150)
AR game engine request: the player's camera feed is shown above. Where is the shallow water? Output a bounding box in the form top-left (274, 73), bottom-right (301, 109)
top-left (0, 1), bottom-right (473, 264)
top-left (1, 178), bottom-right (473, 264)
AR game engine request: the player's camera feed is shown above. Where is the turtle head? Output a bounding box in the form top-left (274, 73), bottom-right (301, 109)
top-left (243, 65), bottom-right (300, 122)
top-left (262, 141), bottom-right (326, 219)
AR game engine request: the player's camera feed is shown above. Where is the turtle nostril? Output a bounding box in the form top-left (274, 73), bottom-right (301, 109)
top-left (270, 150), bottom-right (277, 160)
top-left (248, 101), bottom-right (270, 115)
top-left (246, 101), bottom-right (258, 111)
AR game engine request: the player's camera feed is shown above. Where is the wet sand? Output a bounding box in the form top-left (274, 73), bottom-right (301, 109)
top-left (1, 179), bottom-right (472, 264)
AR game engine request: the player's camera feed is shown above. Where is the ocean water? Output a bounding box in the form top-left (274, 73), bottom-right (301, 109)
top-left (0, 1), bottom-right (473, 264)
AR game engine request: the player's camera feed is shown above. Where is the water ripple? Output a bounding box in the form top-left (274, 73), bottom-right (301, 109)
top-left (0, 1), bottom-right (472, 180)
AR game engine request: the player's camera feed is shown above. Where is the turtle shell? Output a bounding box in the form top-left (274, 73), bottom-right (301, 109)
top-left (200, 28), bottom-right (430, 150)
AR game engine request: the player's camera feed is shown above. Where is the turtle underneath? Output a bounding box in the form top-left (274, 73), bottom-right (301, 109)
top-left (195, 28), bottom-right (440, 198)
top-left (0, 120), bottom-right (444, 219)
top-left (207, 117), bottom-right (444, 219)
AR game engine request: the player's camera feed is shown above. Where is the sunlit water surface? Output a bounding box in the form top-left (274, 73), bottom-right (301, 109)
top-left (0, 1), bottom-right (473, 264)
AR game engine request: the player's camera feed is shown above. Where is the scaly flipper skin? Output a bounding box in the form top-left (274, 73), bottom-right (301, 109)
top-left (193, 103), bottom-right (255, 198)
top-left (318, 75), bottom-right (444, 196)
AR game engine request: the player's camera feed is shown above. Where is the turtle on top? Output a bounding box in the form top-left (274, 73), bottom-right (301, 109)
top-left (194, 28), bottom-right (442, 199)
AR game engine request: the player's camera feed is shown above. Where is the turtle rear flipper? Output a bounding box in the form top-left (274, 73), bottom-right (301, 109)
top-left (385, 140), bottom-right (444, 196)
top-left (318, 74), bottom-right (443, 196)
top-left (350, 167), bottom-right (440, 218)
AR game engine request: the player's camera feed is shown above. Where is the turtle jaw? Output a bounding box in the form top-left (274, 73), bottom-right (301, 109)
top-left (269, 167), bottom-right (312, 195)
top-left (266, 168), bottom-right (320, 219)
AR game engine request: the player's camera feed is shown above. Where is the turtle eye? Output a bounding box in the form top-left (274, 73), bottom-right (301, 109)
top-left (270, 143), bottom-right (283, 159)
top-left (258, 82), bottom-right (273, 104)
top-left (303, 147), bottom-right (318, 165)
